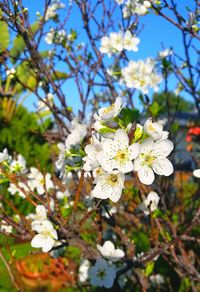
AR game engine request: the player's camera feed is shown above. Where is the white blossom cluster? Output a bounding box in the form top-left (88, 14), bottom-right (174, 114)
top-left (55, 119), bottom-right (87, 181)
top-left (45, 28), bottom-right (66, 45)
top-left (31, 205), bottom-right (58, 252)
top-left (78, 241), bottom-right (124, 288)
top-left (83, 97), bottom-right (174, 206)
top-left (6, 68), bottom-right (16, 78)
top-left (0, 148), bottom-right (54, 198)
top-left (45, 0), bottom-right (65, 21)
top-left (121, 58), bottom-right (162, 93)
top-left (116, 0), bottom-right (160, 17)
top-left (37, 93), bottom-right (54, 112)
top-left (100, 31), bottom-right (140, 56)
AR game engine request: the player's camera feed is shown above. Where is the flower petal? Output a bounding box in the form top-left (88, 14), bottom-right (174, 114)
top-left (152, 158), bottom-right (173, 176)
top-left (31, 234), bottom-right (45, 248)
top-left (138, 166), bottom-right (155, 185)
top-left (140, 138), bottom-right (154, 153)
top-left (128, 143), bottom-right (140, 160)
top-left (42, 236), bottom-right (55, 252)
top-left (153, 139), bottom-right (174, 157)
top-left (114, 129), bottom-right (129, 148)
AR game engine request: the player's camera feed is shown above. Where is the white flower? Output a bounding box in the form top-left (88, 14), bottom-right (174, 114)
top-left (66, 119), bottom-right (87, 146)
top-left (31, 220), bottom-right (58, 252)
top-left (32, 205), bottom-right (47, 224)
top-left (45, 0), bottom-right (65, 20)
top-left (8, 182), bottom-right (28, 198)
top-left (143, 1), bottom-right (151, 8)
top-left (88, 259), bottom-right (116, 288)
top-left (1, 220), bottom-right (13, 233)
top-left (123, 31), bottom-right (140, 51)
top-left (97, 241), bottom-right (125, 262)
top-left (193, 169), bottom-right (200, 178)
top-left (116, 0), bottom-right (124, 4)
top-left (0, 148), bottom-right (10, 163)
top-left (140, 191), bottom-right (160, 215)
top-left (110, 32), bottom-right (124, 52)
top-left (150, 274), bottom-right (164, 285)
top-left (91, 171), bottom-right (125, 202)
top-left (78, 259), bottom-right (90, 282)
top-left (45, 28), bottom-right (55, 44)
top-left (97, 129), bottom-right (140, 173)
top-left (38, 93), bottom-right (54, 111)
top-left (100, 32), bottom-right (124, 55)
top-left (100, 31), bottom-right (140, 55)
top-left (123, 0), bottom-right (148, 17)
top-left (159, 48), bottom-right (172, 58)
top-left (83, 135), bottom-right (102, 172)
top-left (144, 118), bottom-right (169, 141)
top-left (6, 68), bottom-right (16, 78)
top-left (56, 189), bottom-right (71, 200)
top-left (10, 154), bottom-right (26, 174)
top-left (121, 58), bottom-right (162, 94)
top-left (100, 36), bottom-right (113, 55)
top-left (95, 97), bottom-right (123, 121)
top-left (45, 28), bottom-right (66, 45)
top-left (28, 167), bottom-right (54, 195)
top-left (134, 138), bottom-right (174, 185)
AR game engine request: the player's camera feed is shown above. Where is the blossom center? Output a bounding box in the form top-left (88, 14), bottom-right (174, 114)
top-left (40, 178), bottom-right (45, 185)
top-left (97, 269), bottom-right (106, 280)
top-left (107, 174), bottom-right (119, 186)
top-left (115, 149), bottom-right (128, 163)
top-left (148, 124), bottom-right (156, 131)
top-left (102, 104), bottom-right (115, 114)
top-left (141, 153), bottom-right (156, 167)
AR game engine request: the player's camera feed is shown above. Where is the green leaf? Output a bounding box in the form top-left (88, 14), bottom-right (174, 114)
top-left (10, 22), bottom-right (40, 63)
top-left (15, 61), bottom-right (37, 92)
top-left (119, 108), bottom-right (140, 126)
top-left (51, 70), bottom-right (69, 81)
top-left (0, 20), bottom-right (9, 53)
top-left (149, 101), bottom-right (162, 118)
top-left (179, 277), bottom-right (191, 292)
top-left (145, 262), bottom-right (155, 276)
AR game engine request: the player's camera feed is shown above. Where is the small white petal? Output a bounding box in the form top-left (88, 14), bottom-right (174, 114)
top-left (193, 169), bottom-right (200, 178)
top-left (153, 158), bottom-right (173, 176)
top-left (138, 166), bottom-right (155, 185)
top-left (153, 139), bottom-right (174, 157)
top-left (128, 143), bottom-right (140, 160)
top-left (42, 236), bottom-right (55, 252)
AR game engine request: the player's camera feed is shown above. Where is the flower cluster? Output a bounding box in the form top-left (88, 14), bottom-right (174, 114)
top-left (100, 31), bottom-right (140, 56)
top-left (87, 241), bottom-right (124, 288)
top-left (121, 58), bottom-right (162, 93)
top-left (45, 0), bottom-right (65, 21)
top-left (118, 0), bottom-right (160, 17)
top-left (37, 93), bottom-right (54, 112)
top-left (31, 205), bottom-right (58, 252)
top-left (6, 68), bottom-right (16, 78)
top-left (56, 119), bottom-right (87, 181)
top-left (45, 28), bottom-right (66, 45)
top-left (83, 97), bottom-right (174, 207)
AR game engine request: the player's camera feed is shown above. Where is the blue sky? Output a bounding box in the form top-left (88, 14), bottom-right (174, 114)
top-left (20, 0), bottom-right (196, 113)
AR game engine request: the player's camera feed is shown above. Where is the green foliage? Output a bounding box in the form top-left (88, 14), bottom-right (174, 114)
top-left (0, 20), bottom-right (9, 53)
top-left (10, 22), bottom-right (40, 64)
top-left (145, 262), bottom-right (155, 276)
top-left (149, 100), bottom-right (162, 118)
top-left (179, 277), bottom-right (191, 292)
top-left (15, 61), bottom-right (37, 91)
top-left (153, 92), bottom-right (194, 114)
top-left (119, 108), bottom-right (140, 127)
top-left (0, 104), bottom-right (53, 170)
top-left (132, 231), bottom-right (150, 253)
